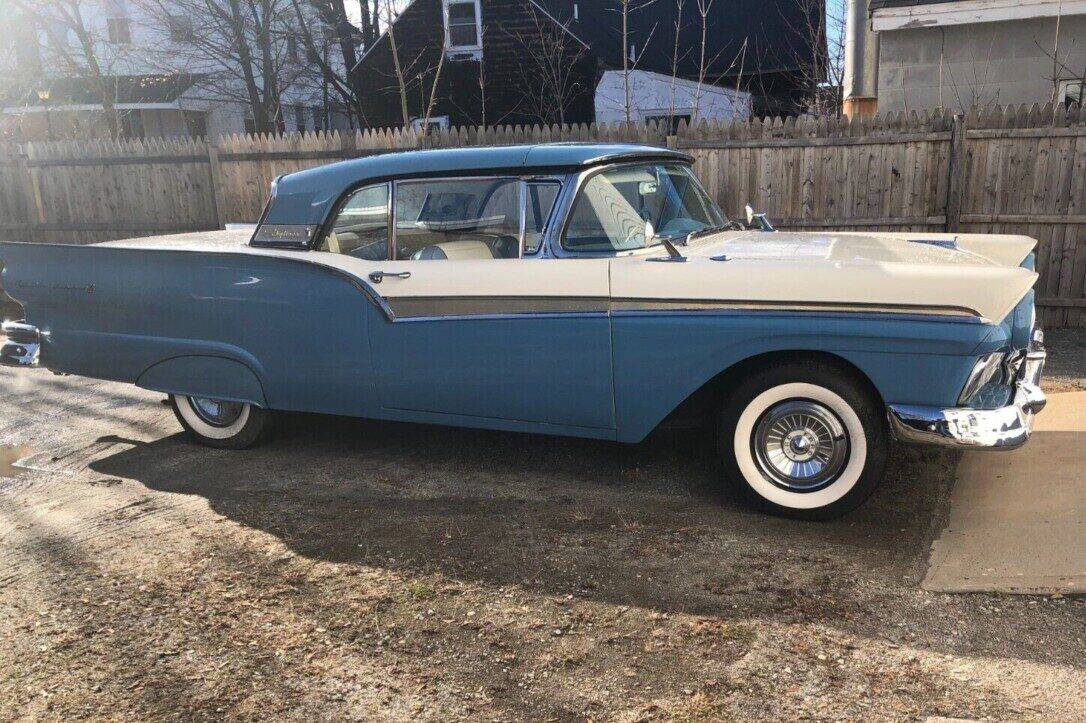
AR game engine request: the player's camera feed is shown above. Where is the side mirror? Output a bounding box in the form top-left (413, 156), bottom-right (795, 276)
top-left (744, 203), bottom-right (775, 232)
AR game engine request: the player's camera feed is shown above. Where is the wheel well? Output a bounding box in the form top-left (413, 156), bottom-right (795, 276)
top-left (660, 350), bottom-right (885, 430)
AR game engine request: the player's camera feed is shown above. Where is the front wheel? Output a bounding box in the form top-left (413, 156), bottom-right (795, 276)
top-left (169, 394), bottom-right (272, 449)
top-left (719, 361), bottom-right (888, 520)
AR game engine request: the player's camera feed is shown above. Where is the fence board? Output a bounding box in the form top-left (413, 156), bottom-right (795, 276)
top-left (0, 105), bottom-right (1084, 326)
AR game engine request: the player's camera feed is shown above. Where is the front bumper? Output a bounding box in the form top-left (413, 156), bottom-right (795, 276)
top-left (0, 321), bottom-right (40, 367)
top-left (887, 332), bottom-right (1047, 450)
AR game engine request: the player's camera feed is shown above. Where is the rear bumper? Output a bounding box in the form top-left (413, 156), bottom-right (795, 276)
top-left (1, 321), bottom-right (40, 367)
top-left (887, 332), bottom-right (1046, 450)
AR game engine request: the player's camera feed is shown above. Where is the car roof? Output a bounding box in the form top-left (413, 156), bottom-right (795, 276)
top-left (263, 144), bottom-right (693, 227)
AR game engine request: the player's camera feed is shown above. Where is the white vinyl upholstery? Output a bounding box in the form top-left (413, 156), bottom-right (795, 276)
top-left (413, 240), bottom-right (496, 260)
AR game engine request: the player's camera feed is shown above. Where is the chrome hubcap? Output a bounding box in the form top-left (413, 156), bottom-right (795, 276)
top-left (753, 400), bottom-right (849, 492)
top-left (189, 397), bottom-right (245, 428)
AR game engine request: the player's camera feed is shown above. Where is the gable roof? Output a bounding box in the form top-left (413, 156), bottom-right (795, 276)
top-left (0, 74), bottom-right (203, 110)
top-left (869, 0), bottom-right (956, 9)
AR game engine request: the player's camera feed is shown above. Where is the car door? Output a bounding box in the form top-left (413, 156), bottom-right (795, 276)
top-left (319, 176), bottom-right (616, 432)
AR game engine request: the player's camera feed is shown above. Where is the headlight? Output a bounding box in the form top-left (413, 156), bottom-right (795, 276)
top-left (959, 352), bottom-right (1011, 407)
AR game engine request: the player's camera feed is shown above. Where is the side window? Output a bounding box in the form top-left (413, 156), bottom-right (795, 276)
top-left (524, 182), bottom-right (560, 255)
top-left (320, 183), bottom-right (390, 260)
top-left (394, 178), bottom-right (521, 260)
top-left (562, 164), bottom-right (724, 253)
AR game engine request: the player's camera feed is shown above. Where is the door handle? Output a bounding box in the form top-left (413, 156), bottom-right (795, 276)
top-left (368, 271), bottom-right (411, 284)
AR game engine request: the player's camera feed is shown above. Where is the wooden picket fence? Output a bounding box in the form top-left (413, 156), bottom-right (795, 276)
top-left (1, 102), bottom-right (1085, 327)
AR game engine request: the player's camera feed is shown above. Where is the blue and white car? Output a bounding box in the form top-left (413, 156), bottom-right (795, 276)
top-left (0, 144), bottom-right (1046, 519)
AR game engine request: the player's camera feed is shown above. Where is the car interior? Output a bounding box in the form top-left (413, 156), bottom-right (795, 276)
top-left (320, 178), bottom-right (559, 261)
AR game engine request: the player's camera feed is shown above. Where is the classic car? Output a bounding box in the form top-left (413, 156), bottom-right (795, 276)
top-left (0, 144), bottom-right (1046, 519)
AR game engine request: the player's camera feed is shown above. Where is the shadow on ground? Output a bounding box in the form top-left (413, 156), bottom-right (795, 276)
top-left (87, 409), bottom-right (1069, 663)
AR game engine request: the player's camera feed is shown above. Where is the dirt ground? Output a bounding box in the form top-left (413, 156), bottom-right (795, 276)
top-left (1, 332), bottom-right (1085, 722)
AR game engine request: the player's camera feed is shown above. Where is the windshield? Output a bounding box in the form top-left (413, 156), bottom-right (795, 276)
top-left (562, 163), bottom-right (726, 253)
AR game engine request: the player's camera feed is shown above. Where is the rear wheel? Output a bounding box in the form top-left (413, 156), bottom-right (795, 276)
top-left (719, 361), bottom-right (888, 520)
top-left (169, 394), bottom-right (272, 449)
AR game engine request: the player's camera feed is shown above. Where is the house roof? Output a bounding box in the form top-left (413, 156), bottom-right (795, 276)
top-left (0, 74), bottom-right (203, 110)
top-left (264, 144), bottom-right (692, 226)
top-left (869, 0), bottom-right (956, 10)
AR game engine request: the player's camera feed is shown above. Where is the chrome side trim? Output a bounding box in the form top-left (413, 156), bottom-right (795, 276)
top-left (374, 295), bottom-right (991, 323)
top-left (387, 296), bottom-right (609, 318)
top-left (887, 330), bottom-right (1046, 450)
top-left (610, 298), bottom-right (985, 319)
top-left (394, 312), bottom-right (609, 323)
top-left (1, 321), bottom-right (41, 367)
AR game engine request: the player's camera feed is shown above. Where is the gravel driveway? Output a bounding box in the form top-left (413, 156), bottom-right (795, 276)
top-left (1, 335), bottom-right (1084, 722)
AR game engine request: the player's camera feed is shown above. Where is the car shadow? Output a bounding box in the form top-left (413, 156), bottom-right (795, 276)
top-left (85, 412), bottom-right (1086, 667)
top-left (88, 410), bottom-right (957, 618)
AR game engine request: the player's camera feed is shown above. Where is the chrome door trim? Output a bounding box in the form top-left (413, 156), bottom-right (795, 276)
top-left (545, 159), bottom-right (719, 259)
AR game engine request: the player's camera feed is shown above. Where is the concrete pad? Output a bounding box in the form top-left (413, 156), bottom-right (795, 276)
top-left (923, 392), bottom-right (1086, 594)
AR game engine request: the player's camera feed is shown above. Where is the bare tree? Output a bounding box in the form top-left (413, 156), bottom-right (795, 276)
top-left (691, 0), bottom-right (714, 120)
top-left (666, 0), bottom-right (689, 124)
top-left (287, 0), bottom-right (369, 127)
top-left (420, 26), bottom-right (447, 130)
top-left (11, 0), bottom-right (125, 138)
top-left (1035, 1), bottom-right (1085, 107)
top-left (137, 0), bottom-right (311, 133)
top-left (613, 0), bottom-right (659, 123)
top-left (384, 0), bottom-right (410, 127)
top-left (500, 4), bottom-right (591, 125)
top-left (778, 0), bottom-right (844, 115)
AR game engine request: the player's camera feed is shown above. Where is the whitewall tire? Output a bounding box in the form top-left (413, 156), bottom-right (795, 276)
top-left (169, 394), bottom-right (272, 449)
top-left (719, 361), bottom-right (888, 520)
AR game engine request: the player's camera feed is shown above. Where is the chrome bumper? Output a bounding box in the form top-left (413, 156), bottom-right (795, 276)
top-left (1, 321), bottom-right (41, 367)
top-left (887, 332), bottom-right (1047, 450)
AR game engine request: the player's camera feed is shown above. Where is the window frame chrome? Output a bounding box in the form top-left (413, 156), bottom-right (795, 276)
top-left (522, 177), bottom-right (564, 257)
top-left (310, 180), bottom-right (393, 257)
top-left (548, 159), bottom-right (725, 259)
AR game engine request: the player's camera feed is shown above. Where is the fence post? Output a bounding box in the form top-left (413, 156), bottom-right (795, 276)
top-left (945, 114), bottom-right (967, 232)
top-left (18, 147), bottom-right (45, 243)
top-left (206, 141), bottom-right (226, 229)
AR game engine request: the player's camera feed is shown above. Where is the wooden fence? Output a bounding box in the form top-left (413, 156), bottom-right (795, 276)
top-left (1, 103), bottom-right (1085, 327)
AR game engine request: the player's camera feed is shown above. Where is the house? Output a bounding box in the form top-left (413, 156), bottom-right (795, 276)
top-left (869, 0), bottom-right (1086, 113)
top-left (350, 0), bottom-right (825, 130)
top-left (0, 0), bottom-right (350, 141)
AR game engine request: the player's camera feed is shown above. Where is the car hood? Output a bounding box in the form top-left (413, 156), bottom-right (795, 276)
top-left (612, 230), bottom-right (1038, 324)
top-left (685, 230), bottom-right (1035, 268)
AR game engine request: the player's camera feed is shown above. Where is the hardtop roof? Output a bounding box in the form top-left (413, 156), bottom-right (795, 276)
top-left (264, 144), bottom-right (693, 227)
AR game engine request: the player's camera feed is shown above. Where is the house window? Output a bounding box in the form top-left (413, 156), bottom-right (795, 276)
top-left (645, 113), bottom-right (692, 134)
top-left (1059, 79), bottom-right (1085, 107)
top-left (243, 116), bottom-right (256, 134)
top-left (306, 30), bottom-right (324, 63)
top-left (183, 110), bottom-right (207, 139)
top-left (47, 20), bottom-right (74, 49)
top-left (168, 14), bottom-right (193, 42)
top-left (294, 104), bottom-right (306, 130)
top-left (312, 105), bottom-right (325, 131)
top-left (444, 0), bottom-right (481, 51)
top-left (107, 17), bottom-right (131, 44)
top-left (13, 19), bottom-right (42, 73)
top-left (409, 115), bottom-right (449, 133)
top-left (120, 110), bottom-right (144, 140)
